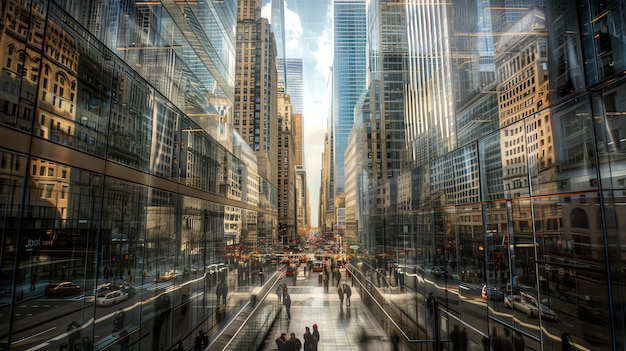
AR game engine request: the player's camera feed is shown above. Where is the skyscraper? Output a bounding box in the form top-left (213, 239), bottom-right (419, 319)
top-left (332, 0), bottom-right (367, 194)
top-left (235, 0), bottom-right (279, 188)
top-left (277, 58), bottom-right (304, 115)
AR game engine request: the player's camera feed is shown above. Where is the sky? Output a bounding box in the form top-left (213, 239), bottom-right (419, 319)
top-left (261, 0), bottom-right (333, 228)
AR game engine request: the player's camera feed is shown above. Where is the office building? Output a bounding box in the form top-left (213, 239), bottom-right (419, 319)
top-left (331, 0), bottom-right (367, 195)
top-left (0, 0), bottom-right (277, 350)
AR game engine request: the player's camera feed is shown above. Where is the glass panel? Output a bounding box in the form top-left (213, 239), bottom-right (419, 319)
top-left (34, 6), bottom-right (112, 156)
top-left (552, 97), bottom-right (597, 193)
top-left (12, 158), bottom-right (103, 348)
top-left (0, 151), bottom-right (28, 346)
top-left (0, 0), bottom-right (45, 132)
top-left (107, 60), bottom-right (153, 171)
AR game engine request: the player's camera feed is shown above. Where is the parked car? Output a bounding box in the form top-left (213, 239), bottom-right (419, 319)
top-left (96, 290), bottom-right (129, 306)
top-left (430, 266), bottom-right (448, 277)
top-left (505, 293), bottom-right (558, 321)
top-left (44, 282), bottom-right (82, 297)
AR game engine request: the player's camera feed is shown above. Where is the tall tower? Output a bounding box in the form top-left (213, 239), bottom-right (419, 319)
top-left (271, 0), bottom-right (287, 88)
top-left (235, 0), bottom-right (279, 188)
top-left (278, 58), bottom-right (304, 115)
top-left (277, 91), bottom-right (296, 243)
top-left (332, 0), bottom-right (367, 194)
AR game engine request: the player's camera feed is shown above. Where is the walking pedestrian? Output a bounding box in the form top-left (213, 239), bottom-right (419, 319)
top-left (283, 293), bottom-right (292, 320)
top-left (259, 266), bottom-right (264, 284)
top-left (451, 325), bottom-right (461, 351)
top-left (276, 282), bottom-right (283, 304)
top-left (304, 326), bottom-right (318, 351)
top-left (336, 269), bottom-right (342, 287)
top-left (337, 285), bottom-right (344, 305)
top-left (343, 284), bottom-right (351, 306)
top-left (312, 323), bottom-right (320, 350)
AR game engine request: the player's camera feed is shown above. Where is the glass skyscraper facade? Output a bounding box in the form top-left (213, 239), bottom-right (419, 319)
top-left (0, 0), bottom-right (276, 350)
top-left (332, 0), bottom-right (367, 194)
top-left (346, 1), bottom-right (626, 350)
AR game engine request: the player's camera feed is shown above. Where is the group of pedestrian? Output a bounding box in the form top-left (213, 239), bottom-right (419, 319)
top-left (276, 324), bottom-right (320, 351)
top-left (337, 283), bottom-right (352, 306)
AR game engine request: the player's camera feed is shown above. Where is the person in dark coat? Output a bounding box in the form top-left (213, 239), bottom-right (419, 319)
top-left (304, 326), bottom-right (318, 351)
top-left (287, 332), bottom-right (302, 351)
top-left (312, 324), bottom-right (320, 350)
top-left (337, 286), bottom-right (344, 305)
top-left (343, 284), bottom-right (352, 306)
top-left (283, 293), bottom-right (292, 320)
top-left (275, 333), bottom-right (288, 351)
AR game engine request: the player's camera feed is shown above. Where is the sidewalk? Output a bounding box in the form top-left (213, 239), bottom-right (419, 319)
top-left (259, 268), bottom-right (394, 351)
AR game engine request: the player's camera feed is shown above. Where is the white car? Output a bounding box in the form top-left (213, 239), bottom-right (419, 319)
top-left (96, 290), bottom-right (129, 307)
top-left (504, 294), bottom-right (558, 321)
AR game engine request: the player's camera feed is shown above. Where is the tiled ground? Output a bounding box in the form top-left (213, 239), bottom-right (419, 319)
top-left (259, 269), bottom-right (393, 351)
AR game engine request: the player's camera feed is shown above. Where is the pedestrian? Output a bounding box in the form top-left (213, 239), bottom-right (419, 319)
top-left (561, 333), bottom-right (573, 351)
top-left (343, 284), bottom-right (351, 306)
top-left (390, 330), bottom-right (400, 351)
top-left (337, 285), bottom-right (344, 305)
top-left (81, 336), bottom-right (92, 351)
top-left (287, 332), bottom-right (302, 351)
top-left (216, 283), bottom-right (223, 304)
top-left (451, 325), bottom-right (461, 351)
top-left (461, 328), bottom-right (469, 351)
top-left (426, 292), bottom-right (436, 317)
top-left (304, 326), bottom-right (318, 351)
top-left (113, 309), bottom-right (126, 332)
top-left (276, 282), bottom-right (283, 304)
top-left (194, 331), bottom-right (205, 351)
top-left (276, 333), bottom-right (288, 351)
top-left (283, 293), bottom-right (292, 320)
top-left (336, 269), bottom-right (342, 287)
top-left (312, 323), bottom-right (320, 350)
top-left (259, 266), bottom-right (264, 284)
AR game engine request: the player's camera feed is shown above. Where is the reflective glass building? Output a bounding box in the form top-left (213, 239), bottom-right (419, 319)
top-left (0, 0), bottom-right (276, 350)
top-left (349, 1), bottom-right (626, 350)
top-left (332, 0), bottom-right (367, 194)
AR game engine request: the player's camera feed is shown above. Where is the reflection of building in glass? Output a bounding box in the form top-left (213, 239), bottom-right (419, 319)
top-left (0, 1), bottom-right (278, 350)
top-left (495, 8), bottom-right (550, 199)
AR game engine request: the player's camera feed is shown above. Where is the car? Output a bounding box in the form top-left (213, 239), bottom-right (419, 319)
top-left (96, 290), bottom-right (129, 306)
top-left (482, 285), bottom-right (505, 301)
top-left (504, 293), bottom-right (558, 321)
top-left (44, 282), bottom-right (82, 297)
top-left (430, 266), bottom-right (448, 277)
top-left (96, 283), bottom-right (135, 298)
top-left (312, 261), bottom-right (325, 272)
top-left (155, 270), bottom-right (178, 282)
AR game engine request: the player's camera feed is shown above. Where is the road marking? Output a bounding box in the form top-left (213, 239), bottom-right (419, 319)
top-left (11, 327), bottom-right (56, 345)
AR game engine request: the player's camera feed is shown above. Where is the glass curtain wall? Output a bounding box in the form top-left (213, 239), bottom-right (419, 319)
top-left (355, 0), bottom-right (626, 350)
top-left (0, 1), bottom-right (275, 350)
